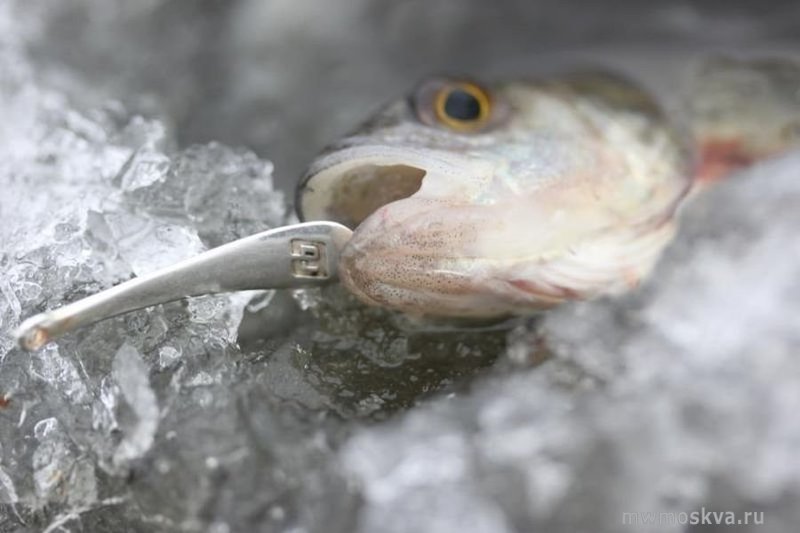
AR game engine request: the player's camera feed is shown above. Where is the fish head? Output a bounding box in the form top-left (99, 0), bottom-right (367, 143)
top-left (298, 78), bottom-right (520, 225)
top-left (298, 75), bottom-right (689, 318)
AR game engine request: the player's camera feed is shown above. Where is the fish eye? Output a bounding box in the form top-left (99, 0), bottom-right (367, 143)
top-left (433, 82), bottom-right (491, 131)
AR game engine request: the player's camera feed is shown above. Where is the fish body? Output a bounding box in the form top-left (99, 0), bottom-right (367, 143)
top-left (691, 58), bottom-right (800, 183)
top-left (298, 58), bottom-right (800, 318)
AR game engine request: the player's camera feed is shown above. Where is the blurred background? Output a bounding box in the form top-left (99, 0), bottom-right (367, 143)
top-left (18, 0), bottom-right (800, 191)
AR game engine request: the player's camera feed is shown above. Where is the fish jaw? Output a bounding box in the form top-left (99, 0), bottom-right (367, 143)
top-left (337, 196), bottom-right (509, 318)
top-left (337, 190), bottom-right (678, 319)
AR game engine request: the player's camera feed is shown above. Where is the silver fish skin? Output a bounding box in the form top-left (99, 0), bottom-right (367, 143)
top-left (298, 59), bottom-right (800, 318)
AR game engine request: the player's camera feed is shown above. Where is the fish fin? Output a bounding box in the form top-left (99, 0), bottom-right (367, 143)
top-left (690, 56), bottom-right (800, 184)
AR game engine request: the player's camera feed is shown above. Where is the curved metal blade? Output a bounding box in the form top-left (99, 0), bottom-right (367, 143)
top-left (16, 221), bottom-right (353, 351)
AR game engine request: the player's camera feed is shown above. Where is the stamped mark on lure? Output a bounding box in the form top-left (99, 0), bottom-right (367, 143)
top-left (291, 239), bottom-right (329, 279)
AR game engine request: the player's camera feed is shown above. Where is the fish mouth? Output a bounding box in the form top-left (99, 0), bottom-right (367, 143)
top-left (298, 143), bottom-right (682, 318)
top-left (297, 145), bottom-right (467, 228)
top-left (298, 144), bottom-right (490, 314)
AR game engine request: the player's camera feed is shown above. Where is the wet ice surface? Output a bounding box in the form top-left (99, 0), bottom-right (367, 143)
top-left (2, 1), bottom-right (800, 532)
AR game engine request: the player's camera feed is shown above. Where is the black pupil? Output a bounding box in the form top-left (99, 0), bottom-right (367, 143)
top-left (443, 88), bottom-right (482, 121)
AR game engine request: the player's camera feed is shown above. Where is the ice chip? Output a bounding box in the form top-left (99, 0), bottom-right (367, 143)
top-left (66, 457), bottom-right (98, 508)
top-left (0, 466), bottom-right (19, 505)
top-left (29, 345), bottom-right (90, 404)
top-left (157, 345), bottom-right (182, 369)
top-left (101, 211), bottom-right (207, 275)
top-left (32, 418), bottom-right (72, 505)
top-left (117, 148), bottom-right (171, 191)
top-left (111, 343), bottom-right (159, 468)
top-left (124, 142), bottom-right (285, 248)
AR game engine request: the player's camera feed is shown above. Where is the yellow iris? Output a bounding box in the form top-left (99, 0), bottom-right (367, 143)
top-left (434, 81), bottom-right (491, 132)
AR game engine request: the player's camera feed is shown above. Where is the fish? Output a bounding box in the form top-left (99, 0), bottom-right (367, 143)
top-left (297, 57), bottom-right (800, 319)
top-left (16, 56), bottom-right (800, 349)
